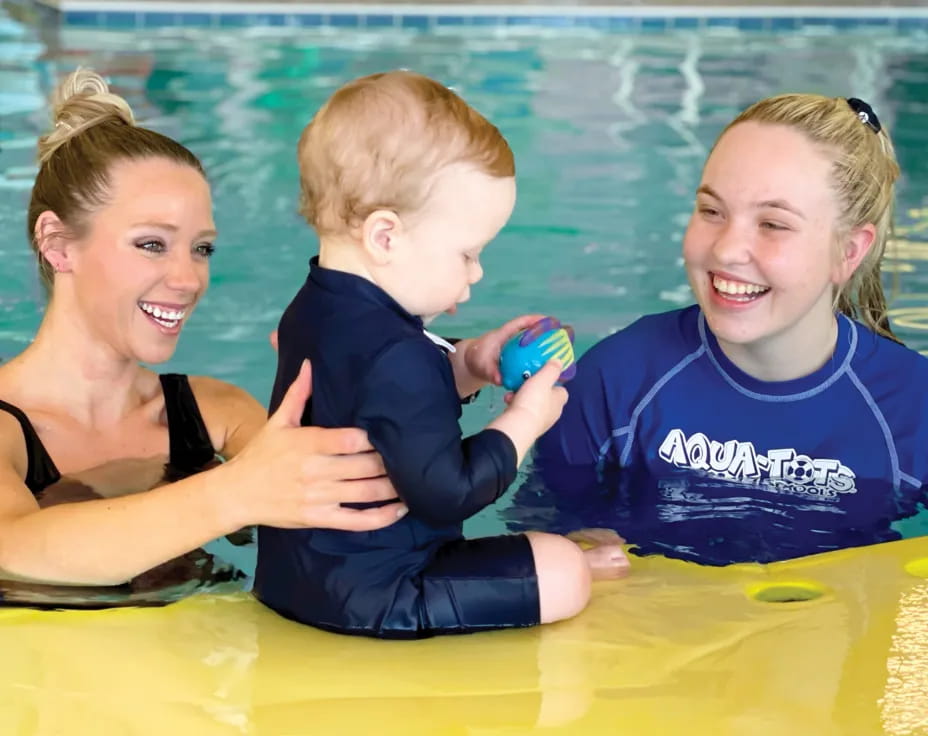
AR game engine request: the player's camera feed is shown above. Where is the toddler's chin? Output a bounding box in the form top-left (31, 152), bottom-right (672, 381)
top-left (422, 305), bottom-right (459, 326)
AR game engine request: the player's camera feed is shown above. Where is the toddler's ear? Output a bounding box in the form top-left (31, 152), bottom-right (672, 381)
top-left (362, 209), bottom-right (402, 266)
top-left (833, 223), bottom-right (876, 284)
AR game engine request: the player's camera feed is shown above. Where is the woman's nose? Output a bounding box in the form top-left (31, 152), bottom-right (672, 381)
top-left (166, 249), bottom-right (205, 292)
top-left (711, 221), bottom-right (752, 265)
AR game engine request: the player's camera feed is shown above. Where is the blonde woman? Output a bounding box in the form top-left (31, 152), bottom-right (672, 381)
top-left (0, 69), bottom-right (405, 605)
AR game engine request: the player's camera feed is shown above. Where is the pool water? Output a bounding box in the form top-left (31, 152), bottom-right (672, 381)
top-left (2, 9), bottom-right (928, 565)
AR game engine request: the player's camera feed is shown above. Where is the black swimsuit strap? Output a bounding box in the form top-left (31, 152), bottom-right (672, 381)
top-left (0, 399), bottom-right (61, 495)
top-left (159, 374), bottom-right (217, 479)
top-left (0, 377), bottom-right (215, 494)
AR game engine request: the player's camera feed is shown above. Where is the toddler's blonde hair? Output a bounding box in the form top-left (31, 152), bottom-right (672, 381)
top-left (297, 70), bottom-right (514, 236)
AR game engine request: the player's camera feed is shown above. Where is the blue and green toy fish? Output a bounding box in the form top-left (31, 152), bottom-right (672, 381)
top-left (499, 317), bottom-right (577, 391)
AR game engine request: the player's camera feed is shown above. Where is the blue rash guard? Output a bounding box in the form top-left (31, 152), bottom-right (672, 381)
top-left (254, 258), bottom-right (540, 638)
top-left (507, 305), bottom-right (928, 565)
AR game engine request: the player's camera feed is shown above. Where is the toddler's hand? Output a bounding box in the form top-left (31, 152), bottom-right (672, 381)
top-left (487, 359), bottom-right (567, 465)
top-left (464, 313), bottom-right (545, 386)
top-left (508, 359), bottom-right (568, 437)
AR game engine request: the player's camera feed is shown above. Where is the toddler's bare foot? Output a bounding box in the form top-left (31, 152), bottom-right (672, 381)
top-left (583, 544), bottom-right (630, 581)
top-left (568, 527), bottom-right (625, 547)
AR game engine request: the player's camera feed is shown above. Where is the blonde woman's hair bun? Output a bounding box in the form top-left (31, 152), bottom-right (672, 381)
top-left (38, 68), bottom-right (135, 164)
top-left (28, 67), bottom-right (204, 295)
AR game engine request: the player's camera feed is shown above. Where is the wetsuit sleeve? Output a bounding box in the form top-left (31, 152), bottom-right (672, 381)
top-left (355, 339), bottom-right (517, 525)
top-left (437, 337), bottom-right (480, 404)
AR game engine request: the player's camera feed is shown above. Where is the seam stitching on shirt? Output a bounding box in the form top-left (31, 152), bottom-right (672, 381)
top-left (698, 312), bottom-right (858, 402)
top-left (847, 365), bottom-right (901, 494)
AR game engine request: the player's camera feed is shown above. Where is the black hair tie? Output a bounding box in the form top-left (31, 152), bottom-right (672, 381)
top-left (846, 98), bottom-right (881, 134)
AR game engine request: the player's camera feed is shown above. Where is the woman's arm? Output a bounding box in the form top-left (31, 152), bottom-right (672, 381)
top-left (0, 431), bottom-right (237, 585)
top-left (0, 363), bottom-right (405, 586)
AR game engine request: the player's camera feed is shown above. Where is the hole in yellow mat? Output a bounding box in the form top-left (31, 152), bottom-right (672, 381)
top-left (746, 581), bottom-right (826, 604)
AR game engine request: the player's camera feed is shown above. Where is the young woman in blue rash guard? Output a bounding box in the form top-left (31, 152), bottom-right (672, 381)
top-left (511, 94), bottom-right (928, 566)
top-left (254, 71), bottom-right (628, 639)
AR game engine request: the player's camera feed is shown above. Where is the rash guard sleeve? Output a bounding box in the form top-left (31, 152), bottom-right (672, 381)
top-left (355, 338), bottom-right (517, 526)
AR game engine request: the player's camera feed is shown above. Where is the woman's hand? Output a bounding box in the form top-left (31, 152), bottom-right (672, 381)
top-left (222, 360), bottom-right (405, 532)
top-left (450, 313), bottom-right (545, 397)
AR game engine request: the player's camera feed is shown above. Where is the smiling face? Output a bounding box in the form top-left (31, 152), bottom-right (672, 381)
top-left (382, 163), bottom-right (516, 321)
top-left (683, 121), bottom-right (848, 366)
top-left (62, 157), bottom-right (216, 364)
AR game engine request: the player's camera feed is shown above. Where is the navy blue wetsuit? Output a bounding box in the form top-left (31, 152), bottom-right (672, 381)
top-left (507, 305), bottom-right (928, 565)
top-left (254, 258), bottom-right (539, 638)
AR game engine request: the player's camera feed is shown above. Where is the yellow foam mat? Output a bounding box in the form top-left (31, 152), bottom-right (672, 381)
top-left (2, 536), bottom-right (927, 735)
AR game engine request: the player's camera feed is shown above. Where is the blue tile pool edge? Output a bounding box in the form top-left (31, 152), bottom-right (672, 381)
top-left (25, 1), bottom-right (928, 31)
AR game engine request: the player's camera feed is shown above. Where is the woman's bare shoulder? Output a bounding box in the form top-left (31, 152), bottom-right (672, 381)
top-left (0, 409), bottom-right (40, 516)
top-left (187, 375), bottom-right (264, 414)
top-left (186, 376), bottom-right (266, 458)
